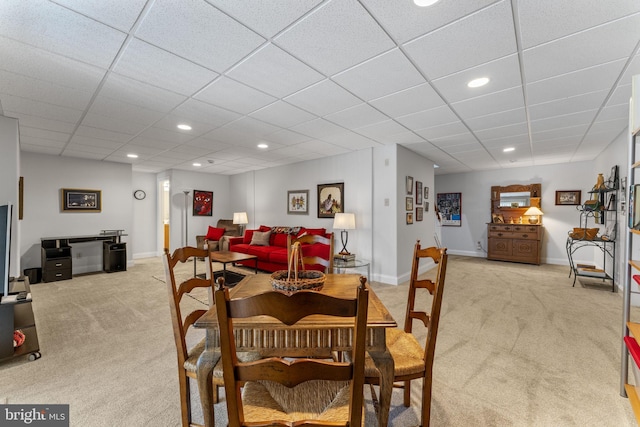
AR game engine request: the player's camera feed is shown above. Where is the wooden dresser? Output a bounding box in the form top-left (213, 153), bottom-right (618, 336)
top-left (487, 223), bottom-right (543, 265)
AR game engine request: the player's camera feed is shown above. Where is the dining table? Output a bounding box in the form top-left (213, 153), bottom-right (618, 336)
top-left (193, 273), bottom-right (397, 426)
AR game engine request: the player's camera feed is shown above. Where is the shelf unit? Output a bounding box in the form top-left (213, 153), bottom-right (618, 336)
top-left (622, 73), bottom-right (640, 420)
top-left (566, 185), bottom-right (618, 291)
top-left (0, 277), bottom-right (41, 363)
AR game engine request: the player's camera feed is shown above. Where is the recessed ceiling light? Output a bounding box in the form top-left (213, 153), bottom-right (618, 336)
top-left (257, 143), bottom-right (269, 149)
top-left (177, 124), bottom-right (192, 131)
top-left (193, 162), bottom-right (201, 167)
top-left (467, 77), bottom-right (490, 88)
top-left (434, 164), bottom-right (440, 168)
top-left (127, 153), bottom-right (138, 158)
top-left (503, 147), bottom-right (515, 152)
top-left (414, 0), bottom-right (440, 6)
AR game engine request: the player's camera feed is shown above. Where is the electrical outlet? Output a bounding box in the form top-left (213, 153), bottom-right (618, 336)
top-left (476, 241), bottom-right (482, 250)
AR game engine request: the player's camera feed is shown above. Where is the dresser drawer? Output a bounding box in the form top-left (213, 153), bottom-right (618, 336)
top-left (43, 269), bottom-right (72, 282)
top-left (44, 258), bottom-right (72, 271)
top-left (488, 224), bottom-right (513, 233)
top-left (511, 231), bottom-right (539, 240)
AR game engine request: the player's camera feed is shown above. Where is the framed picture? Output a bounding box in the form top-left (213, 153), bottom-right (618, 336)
top-left (61, 188), bottom-right (101, 212)
top-left (406, 212), bottom-right (413, 224)
top-left (492, 213), bottom-right (505, 223)
top-left (555, 190), bottom-right (581, 206)
top-left (416, 206), bottom-right (424, 221)
top-left (424, 186), bottom-right (429, 200)
top-left (318, 183), bottom-right (344, 218)
top-left (425, 201), bottom-right (429, 212)
top-left (406, 197), bottom-right (413, 211)
top-left (193, 190), bottom-right (213, 216)
top-left (406, 176), bottom-right (413, 195)
top-left (608, 165), bottom-right (619, 189)
top-left (416, 181), bottom-right (423, 205)
top-left (287, 190), bottom-right (309, 214)
top-left (436, 192), bottom-right (462, 226)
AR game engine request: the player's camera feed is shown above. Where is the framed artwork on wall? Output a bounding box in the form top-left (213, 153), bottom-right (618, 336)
top-left (416, 206), bottom-right (423, 221)
top-left (193, 190), bottom-right (213, 216)
top-left (424, 186), bottom-right (429, 200)
top-left (61, 188), bottom-right (101, 212)
top-left (318, 183), bottom-right (344, 218)
top-left (436, 192), bottom-right (462, 226)
top-left (406, 176), bottom-right (413, 195)
top-left (406, 197), bottom-right (413, 211)
top-left (555, 190), bottom-right (581, 206)
top-left (416, 181), bottom-right (423, 205)
top-left (287, 190), bottom-right (309, 214)
top-left (406, 212), bottom-right (413, 224)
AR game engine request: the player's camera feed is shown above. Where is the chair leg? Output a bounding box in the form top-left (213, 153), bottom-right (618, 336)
top-left (403, 379), bottom-right (411, 407)
top-left (421, 375), bottom-right (433, 427)
top-left (213, 384), bottom-right (219, 404)
top-left (179, 373), bottom-right (191, 427)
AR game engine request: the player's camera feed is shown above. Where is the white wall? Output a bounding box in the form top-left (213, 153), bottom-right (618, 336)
top-left (20, 152), bottom-right (132, 274)
top-left (0, 116), bottom-right (20, 277)
top-left (131, 171), bottom-right (157, 258)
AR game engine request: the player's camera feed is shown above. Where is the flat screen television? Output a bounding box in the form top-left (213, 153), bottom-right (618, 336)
top-left (0, 203), bottom-right (13, 301)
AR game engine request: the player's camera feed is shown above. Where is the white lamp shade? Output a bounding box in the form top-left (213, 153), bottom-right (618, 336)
top-left (524, 207), bottom-right (544, 216)
top-left (233, 212), bottom-right (248, 225)
top-left (333, 213), bottom-right (356, 230)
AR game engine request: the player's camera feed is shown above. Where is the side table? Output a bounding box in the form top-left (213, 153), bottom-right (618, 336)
top-left (333, 258), bottom-right (370, 281)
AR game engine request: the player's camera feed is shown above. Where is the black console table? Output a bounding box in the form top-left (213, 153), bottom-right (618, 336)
top-left (0, 277), bottom-right (41, 363)
top-left (41, 231), bottom-right (127, 282)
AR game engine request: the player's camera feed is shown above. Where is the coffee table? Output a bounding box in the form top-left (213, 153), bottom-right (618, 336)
top-left (209, 251), bottom-right (258, 286)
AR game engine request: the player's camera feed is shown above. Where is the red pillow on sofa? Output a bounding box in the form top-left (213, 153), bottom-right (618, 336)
top-left (297, 228), bottom-right (326, 237)
top-left (243, 229), bottom-right (256, 244)
top-left (206, 226), bottom-right (225, 241)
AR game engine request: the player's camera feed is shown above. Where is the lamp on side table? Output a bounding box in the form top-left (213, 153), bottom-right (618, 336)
top-left (333, 212), bottom-right (356, 256)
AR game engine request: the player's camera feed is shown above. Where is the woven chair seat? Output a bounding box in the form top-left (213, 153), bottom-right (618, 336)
top-left (184, 339), bottom-right (262, 376)
top-left (361, 328), bottom-right (425, 378)
top-left (241, 380), bottom-right (362, 423)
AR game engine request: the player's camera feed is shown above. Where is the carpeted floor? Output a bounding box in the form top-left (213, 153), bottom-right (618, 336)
top-left (0, 255), bottom-right (637, 426)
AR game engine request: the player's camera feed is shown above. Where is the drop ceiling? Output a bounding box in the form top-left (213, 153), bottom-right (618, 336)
top-left (1, 0), bottom-right (639, 175)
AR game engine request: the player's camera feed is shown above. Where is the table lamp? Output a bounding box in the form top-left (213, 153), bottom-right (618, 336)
top-left (233, 212), bottom-right (248, 235)
top-left (524, 206), bottom-right (544, 224)
top-left (333, 213), bottom-right (356, 255)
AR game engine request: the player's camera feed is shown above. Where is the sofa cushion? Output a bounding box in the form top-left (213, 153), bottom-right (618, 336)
top-left (243, 244), bottom-right (281, 260)
top-left (243, 230), bottom-right (256, 244)
top-left (268, 247), bottom-right (289, 265)
top-left (271, 233), bottom-right (289, 248)
top-left (259, 225), bottom-right (272, 232)
top-left (250, 230), bottom-right (271, 246)
top-left (206, 226), bottom-right (225, 241)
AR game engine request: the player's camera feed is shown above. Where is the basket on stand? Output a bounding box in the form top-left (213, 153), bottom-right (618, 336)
top-left (271, 242), bottom-right (325, 295)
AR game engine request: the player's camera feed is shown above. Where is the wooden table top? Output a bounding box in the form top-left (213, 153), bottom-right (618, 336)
top-left (195, 273), bottom-right (396, 330)
top-left (208, 250), bottom-right (257, 264)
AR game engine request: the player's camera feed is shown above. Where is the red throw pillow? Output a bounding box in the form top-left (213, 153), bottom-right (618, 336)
top-left (300, 228), bottom-right (326, 236)
top-left (205, 226), bottom-right (225, 241)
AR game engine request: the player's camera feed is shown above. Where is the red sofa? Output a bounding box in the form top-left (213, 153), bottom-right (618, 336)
top-left (228, 225), bottom-right (333, 272)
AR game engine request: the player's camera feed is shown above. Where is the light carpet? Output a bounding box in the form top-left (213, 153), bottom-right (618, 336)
top-left (0, 255), bottom-right (637, 426)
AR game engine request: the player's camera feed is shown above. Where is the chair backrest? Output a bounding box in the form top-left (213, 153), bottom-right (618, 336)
top-left (287, 233), bottom-right (334, 273)
top-left (214, 276), bottom-right (369, 427)
top-left (163, 246), bottom-right (213, 369)
top-left (405, 240), bottom-right (448, 371)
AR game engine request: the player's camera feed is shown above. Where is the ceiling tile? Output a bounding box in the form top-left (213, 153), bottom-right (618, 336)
top-left (100, 73), bottom-right (187, 113)
top-left (396, 105), bottom-right (459, 131)
top-left (290, 118), bottom-right (347, 139)
top-left (195, 76), bottom-right (277, 115)
top-left (0, 70), bottom-right (93, 110)
top-left (466, 108), bottom-right (527, 132)
top-left (168, 99), bottom-right (241, 128)
top-left (114, 38), bottom-right (219, 96)
top-left (228, 44), bottom-right (324, 98)
top-left (284, 79), bottom-right (362, 117)
top-left (2, 94), bottom-right (82, 124)
top-left (54, 0), bottom-right (148, 32)
top-left (211, 0), bottom-right (323, 38)
top-left (361, 0), bottom-right (497, 44)
top-left (415, 122), bottom-right (470, 141)
top-left (517, 0), bottom-right (640, 49)
top-left (0, 0), bottom-right (125, 68)
top-left (528, 90), bottom-right (608, 121)
top-left (403, 1), bottom-right (517, 79)
top-left (355, 119), bottom-right (409, 141)
top-left (523, 14), bottom-right (640, 83)
top-left (136, 0), bottom-right (265, 72)
top-left (88, 95), bottom-right (165, 127)
top-left (332, 49), bottom-right (426, 100)
top-left (370, 83), bottom-right (445, 118)
top-left (324, 103), bottom-right (389, 129)
top-left (250, 101), bottom-right (317, 128)
top-left (452, 87), bottom-right (525, 120)
top-left (530, 110), bottom-right (598, 134)
top-left (274, 0), bottom-right (395, 75)
top-left (81, 112), bottom-right (148, 136)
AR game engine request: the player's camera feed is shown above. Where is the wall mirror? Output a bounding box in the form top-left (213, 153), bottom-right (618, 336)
top-left (491, 183), bottom-right (541, 223)
top-left (499, 191), bottom-right (530, 208)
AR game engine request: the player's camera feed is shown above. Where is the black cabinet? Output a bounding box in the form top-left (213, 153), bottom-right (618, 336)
top-left (41, 243), bottom-right (72, 283)
top-left (0, 278), bottom-right (41, 363)
top-left (103, 242), bottom-right (126, 273)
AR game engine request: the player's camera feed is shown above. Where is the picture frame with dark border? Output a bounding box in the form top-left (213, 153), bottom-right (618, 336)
top-left (436, 192), bottom-right (462, 226)
top-left (406, 176), bottom-right (413, 195)
top-left (555, 190), bottom-right (581, 206)
top-left (318, 183), bottom-right (344, 218)
top-left (416, 206), bottom-right (423, 221)
top-left (424, 186), bottom-right (429, 200)
top-left (287, 190), bottom-right (309, 215)
top-left (193, 190), bottom-right (213, 216)
top-left (61, 188), bottom-right (101, 212)
top-left (406, 197), bottom-right (413, 211)
top-left (406, 212), bottom-right (413, 224)
top-left (416, 181), bottom-right (423, 205)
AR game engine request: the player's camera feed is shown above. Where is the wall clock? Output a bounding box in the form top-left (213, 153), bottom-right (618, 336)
top-left (133, 190), bottom-right (146, 200)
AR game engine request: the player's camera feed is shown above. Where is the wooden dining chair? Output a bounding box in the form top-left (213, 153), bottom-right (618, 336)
top-left (364, 241), bottom-right (448, 427)
top-left (287, 233), bottom-right (334, 273)
top-left (214, 276), bottom-right (370, 427)
top-left (163, 246), bottom-right (222, 427)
